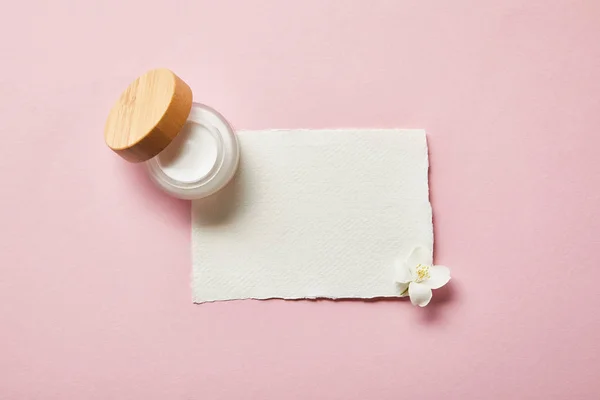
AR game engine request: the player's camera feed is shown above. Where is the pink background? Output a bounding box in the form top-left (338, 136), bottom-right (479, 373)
top-left (1, 0), bottom-right (600, 398)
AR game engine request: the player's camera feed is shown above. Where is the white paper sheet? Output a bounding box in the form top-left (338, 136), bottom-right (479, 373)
top-left (192, 130), bottom-right (432, 303)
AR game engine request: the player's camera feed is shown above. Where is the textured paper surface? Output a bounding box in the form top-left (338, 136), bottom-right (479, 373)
top-left (192, 130), bottom-right (432, 303)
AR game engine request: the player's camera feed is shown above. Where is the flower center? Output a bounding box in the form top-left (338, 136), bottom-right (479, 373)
top-left (415, 264), bottom-right (431, 283)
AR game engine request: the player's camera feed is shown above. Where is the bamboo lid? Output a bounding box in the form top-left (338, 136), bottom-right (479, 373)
top-left (104, 68), bottom-right (193, 162)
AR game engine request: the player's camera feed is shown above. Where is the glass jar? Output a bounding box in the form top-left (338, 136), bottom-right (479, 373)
top-left (104, 69), bottom-right (239, 199)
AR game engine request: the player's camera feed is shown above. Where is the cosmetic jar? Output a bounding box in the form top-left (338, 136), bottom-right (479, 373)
top-left (104, 68), bottom-right (239, 199)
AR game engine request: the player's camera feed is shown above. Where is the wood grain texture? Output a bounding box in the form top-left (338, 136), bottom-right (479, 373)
top-left (104, 68), bottom-right (193, 162)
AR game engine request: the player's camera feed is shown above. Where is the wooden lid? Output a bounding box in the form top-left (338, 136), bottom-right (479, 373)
top-left (104, 68), bottom-right (193, 162)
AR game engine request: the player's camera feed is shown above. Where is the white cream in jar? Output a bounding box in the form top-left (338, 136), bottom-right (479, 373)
top-left (104, 69), bottom-right (239, 199)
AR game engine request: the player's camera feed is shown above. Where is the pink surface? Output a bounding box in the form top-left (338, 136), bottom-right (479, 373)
top-left (1, 0), bottom-right (599, 398)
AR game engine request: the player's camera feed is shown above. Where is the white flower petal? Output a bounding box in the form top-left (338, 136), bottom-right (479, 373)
top-left (424, 265), bottom-right (451, 289)
top-left (397, 282), bottom-right (410, 297)
top-left (406, 246), bottom-right (433, 271)
top-left (394, 259), bottom-right (412, 284)
top-left (408, 282), bottom-right (433, 307)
